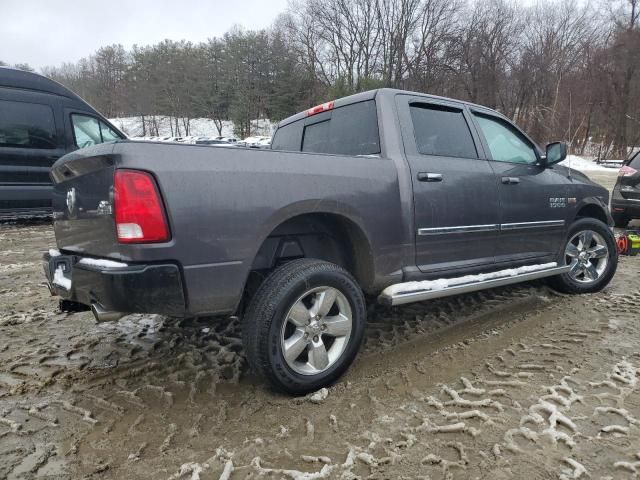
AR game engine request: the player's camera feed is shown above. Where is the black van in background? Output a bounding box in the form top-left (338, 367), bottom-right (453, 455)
top-left (0, 67), bottom-right (125, 219)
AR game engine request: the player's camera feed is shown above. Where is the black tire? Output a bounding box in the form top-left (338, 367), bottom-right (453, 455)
top-left (547, 217), bottom-right (618, 294)
top-left (612, 212), bottom-right (629, 229)
top-left (242, 258), bottom-right (366, 394)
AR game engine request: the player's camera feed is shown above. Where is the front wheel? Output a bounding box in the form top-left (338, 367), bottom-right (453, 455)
top-left (548, 217), bottom-right (618, 294)
top-left (242, 259), bottom-right (366, 394)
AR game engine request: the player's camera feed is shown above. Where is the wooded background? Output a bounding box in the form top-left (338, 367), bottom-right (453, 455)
top-left (3, 0), bottom-right (639, 157)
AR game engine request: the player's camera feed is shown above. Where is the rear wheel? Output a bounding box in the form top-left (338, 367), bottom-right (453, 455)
top-left (548, 217), bottom-right (617, 294)
top-left (242, 258), bottom-right (366, 394)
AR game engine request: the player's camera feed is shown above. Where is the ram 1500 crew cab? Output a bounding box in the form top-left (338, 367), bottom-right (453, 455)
top-left (43, 89), bottom-right (617, 393)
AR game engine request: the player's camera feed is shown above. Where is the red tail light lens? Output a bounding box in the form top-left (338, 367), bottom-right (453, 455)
top-left (619, 165), bottom-right (638, 177)
top-left (306, 100), bottom-right (334, 116)
top-left (114, 170), bottom-right (170, 243)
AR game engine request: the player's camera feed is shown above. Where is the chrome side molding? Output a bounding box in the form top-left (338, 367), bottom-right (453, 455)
top-left (417, 220), bottom-right (565, 236)
top-left (378, 263), bottom-right (570, 307)
top-left (418, 224), bottom-right (499, 235)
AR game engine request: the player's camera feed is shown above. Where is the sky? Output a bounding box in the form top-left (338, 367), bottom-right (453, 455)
top-left (0, 0), bottom-right (290, 70)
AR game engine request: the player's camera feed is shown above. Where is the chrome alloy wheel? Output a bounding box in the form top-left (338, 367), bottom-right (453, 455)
top-left (565, 229), bottom-right (609, 284)
top-left (280, 286), bottom-right (353, 375)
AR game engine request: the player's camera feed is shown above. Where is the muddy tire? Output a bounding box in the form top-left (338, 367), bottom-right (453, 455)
top-left (242, 258), bottom-right (366, 394)
top-left (548, 217), bottom-right (618, 294)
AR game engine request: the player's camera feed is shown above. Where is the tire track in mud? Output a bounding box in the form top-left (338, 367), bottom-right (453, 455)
top-left (1, 223), bottom-right (639, 479)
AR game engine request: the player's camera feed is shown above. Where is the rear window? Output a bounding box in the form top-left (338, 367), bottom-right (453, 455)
top-left (410, 104), bottom-right (477, 158)
top-left (0, 99), bottom-right (57, 149)
top-left (273, 100), bottom-right (380, 156)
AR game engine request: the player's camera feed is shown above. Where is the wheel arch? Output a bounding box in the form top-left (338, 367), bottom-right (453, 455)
top-left (573, 197), bottom-right (613, 227)
top-left (247, 203), bottom-right (376, 293)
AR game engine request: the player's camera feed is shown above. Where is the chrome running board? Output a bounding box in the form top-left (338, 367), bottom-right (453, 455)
top-left (378, 263), bottom-right (570, 307)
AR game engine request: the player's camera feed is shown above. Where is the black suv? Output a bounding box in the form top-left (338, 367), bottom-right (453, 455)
top-left (612, 151), bottom-right (640, 227)
top-left (0, 67), bottom-right (125, 219)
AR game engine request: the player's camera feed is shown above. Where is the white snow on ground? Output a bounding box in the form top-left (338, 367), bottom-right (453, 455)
top-left (52, 266), bottom-right (71, 290)
top-left (560, 155), bottom-right (616, 172)
top-left (48, 248), bottom-right (60, 257)
top-left (383, 262), bottom-right (558, 296)
top-left (77, 258), bottom-right (128, 268)
top-left (109, 116), bottom-right (276, 139)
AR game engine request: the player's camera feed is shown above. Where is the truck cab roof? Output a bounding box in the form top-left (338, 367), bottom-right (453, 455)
top-left (277, 88), bottom-right (504, 129)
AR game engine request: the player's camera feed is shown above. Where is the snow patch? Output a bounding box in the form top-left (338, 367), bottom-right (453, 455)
top-left (78, 258), bottom-right (128, 268)
top-left (52, 266), bottom-right (71, 290)
top-left (383, 262), bottom-right (557, 297)
top-left (48, 248), bottom-right (61, 257)
top-left (308, 388), bottom-right (329, 404)
top-left (109, 116), bottom-right (276, 139)
top-left (560, 155), bottom-right (615, 172)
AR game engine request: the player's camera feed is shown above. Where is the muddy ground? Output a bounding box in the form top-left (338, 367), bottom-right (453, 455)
top-left (1, 170), bottom-right (640, 479)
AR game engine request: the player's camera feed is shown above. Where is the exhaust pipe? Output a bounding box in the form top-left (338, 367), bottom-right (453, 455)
top-left (91, 303), bottom-right (125, 322)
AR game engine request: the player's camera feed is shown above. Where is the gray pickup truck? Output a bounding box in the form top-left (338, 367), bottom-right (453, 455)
top-left (43, 88), bottom-right (617, 393)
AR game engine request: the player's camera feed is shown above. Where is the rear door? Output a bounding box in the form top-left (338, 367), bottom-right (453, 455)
top-left (470, 110), bottom-right (569, 263)
top-left (0, 92), bottom-right (66, 213)
top-left (396, 95), bottom-right (500, 273)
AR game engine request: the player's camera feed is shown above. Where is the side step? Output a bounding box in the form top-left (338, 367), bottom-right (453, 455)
top-left (378, 262), bottom-right (570, 307)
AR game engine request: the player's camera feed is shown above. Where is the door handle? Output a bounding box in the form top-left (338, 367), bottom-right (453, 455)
top-left (501, 176), bottom-right (520, 184)
top-left (417, 172), bottom-right (443, 182)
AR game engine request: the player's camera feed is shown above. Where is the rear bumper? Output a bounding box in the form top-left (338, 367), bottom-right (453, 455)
top-left (43, 251), bottom-right (186, 316)
top-left (612, 190), bottom-right (640, 219)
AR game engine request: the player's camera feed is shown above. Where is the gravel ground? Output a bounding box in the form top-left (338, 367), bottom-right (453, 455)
top-left (1, 170), bottom-right (639, 479)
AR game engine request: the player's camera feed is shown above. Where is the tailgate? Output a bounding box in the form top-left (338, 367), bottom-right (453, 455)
top-left (50, 145), bottom-right (122, 258)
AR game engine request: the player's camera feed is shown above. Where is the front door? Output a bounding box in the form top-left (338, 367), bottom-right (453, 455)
top-left (469, 110), bottom-right (570, 263)
top-left (396, 96), bottom-right (501, 273)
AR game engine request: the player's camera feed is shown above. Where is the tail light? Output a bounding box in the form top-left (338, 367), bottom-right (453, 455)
top-left (113, 169), bottom-right (170, 243)
top-left (306, 100), bottom-right (334, 116)
top-left (618, 165), bottom-right (638, 177)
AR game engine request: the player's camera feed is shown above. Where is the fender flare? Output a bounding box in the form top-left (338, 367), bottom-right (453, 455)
top-left (572, 196), bottom-right (613, 227)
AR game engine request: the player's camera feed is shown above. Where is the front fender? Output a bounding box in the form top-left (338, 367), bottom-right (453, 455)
top-left (573, 196), bottom-right (614, 227)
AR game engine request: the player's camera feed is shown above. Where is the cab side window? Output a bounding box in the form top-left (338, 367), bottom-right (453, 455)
top-left (409, 104), bottom-right (477, 158)
top-left (0, 99), bottom-right (57, 149)
top-left (474, 114), bottom-right (538, 165)
top-left (71, 114), bottom-right (121, 148)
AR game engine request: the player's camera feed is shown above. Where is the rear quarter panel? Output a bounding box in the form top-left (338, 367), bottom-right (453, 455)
top-left (113, 142), bottom-right (404, 314)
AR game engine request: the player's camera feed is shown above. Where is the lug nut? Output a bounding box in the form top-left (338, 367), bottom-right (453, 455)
top-left (321, 324), bottom-right (327, 330)
top-left (313, 335), bottom-right (319, 342)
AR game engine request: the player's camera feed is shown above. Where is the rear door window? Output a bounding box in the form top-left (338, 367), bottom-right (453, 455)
top-left (409, 104), bottom-right (477, 158)
top-left (275, 99), bottom-right (380, 156)
top-left (628, 151), bottom-right (640, 168)
top-left (0, 99), bottom-right (57, 149)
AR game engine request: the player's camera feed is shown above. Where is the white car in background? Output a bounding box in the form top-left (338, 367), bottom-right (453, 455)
top-left (240, 136), bottom-right (271, 148)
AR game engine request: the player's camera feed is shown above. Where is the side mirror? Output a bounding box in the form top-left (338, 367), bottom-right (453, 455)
top-left (544, 142), bottom-right (567, 167)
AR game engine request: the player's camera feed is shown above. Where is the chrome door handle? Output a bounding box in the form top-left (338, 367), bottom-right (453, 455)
top-left (501, 176), bottom-right (520, 184)
top-left (418, 172), bottom-right (443, 182)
